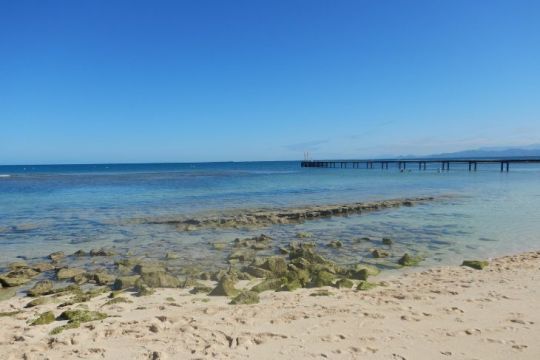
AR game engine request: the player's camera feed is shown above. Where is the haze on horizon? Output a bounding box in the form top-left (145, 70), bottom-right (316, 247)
top-left (1, 0), bottom-right (540, 165)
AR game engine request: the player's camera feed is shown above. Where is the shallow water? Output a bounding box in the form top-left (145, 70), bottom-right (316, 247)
top-left (1, 161), bottom-right (540, 271)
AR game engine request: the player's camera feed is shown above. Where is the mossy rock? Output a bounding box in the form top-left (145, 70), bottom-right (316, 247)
top-left (250, 278), bottom-right (285, 293)
top-left (133, 263), bottom-right (167, 275)
top-left (335, 278), bottom-right (354, 289)
top-left (26, 297), bottom-right (53, 308)
top-left (244, 266), bottom-right (273, 278)
top-left (58, 309), bottom-right (108, 323)
top-left (398, 253), bottom-right (422, 266)
top-left (0, 273), bottom-right (31, 287)
top-left (382, 237), bottom-right (393, 245)
top-left (8, 261), bottom-right (28, 270)
top-left (371, 249), bottom-right (389, 258)
top-left (103, 297), bottom-right (133, 306)
top-left (296, 232), bottom-right (313, 238)
top-left (140, 272), bottom-right (181, 288)
top-left (357, 280), bottom-right (377, 291)
top-left (310, 289), bottom-right (333, 296)
top-left (278, 247), bottom-right (289, 255)
top-left (286, 268), bottom-right (310, 286)
top-left (50, 321), bottom-right (81, 335)
top-left (262, 256), bottom-right (288, 276)
top-left (462, 260), bottom-right (488, 270)
top-left (327, 240), bottom-right (343, 248)
top-left (209, 275), bottom-right (239, 297)
top-left (112, 275), bottom-right (141, 290)
top-left (56, 267), bottom-right (86, 281)
top-left (279, 279), bottom-right (302, 292)
top-left (348, 268), bottom-right (369, 280)
top-left (309, 270), bottom-right (335, 287)
top-left (28, 280), bottom-right (54, 297)
top-left (136, 285), bottom-right (156, 297)
top-left (31, 311), bottom-right (55, 325)
top-left (93, 272), bottom-right (115, 285)
top-left (230, 291), bottom-right (260, 305)
top-left (89, 248), bottom-right (115, 256)
top-left (189, 285), bottom-right (213, 294)
top-left (165, 251), bottom-right (179, 259)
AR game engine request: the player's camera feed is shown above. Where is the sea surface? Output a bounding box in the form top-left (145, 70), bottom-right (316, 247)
top-left (1, 161), bottom-right (540, 272)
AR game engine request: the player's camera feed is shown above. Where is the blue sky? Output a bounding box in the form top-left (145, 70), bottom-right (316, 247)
top-left (1, 0), bottom-right (539, 164)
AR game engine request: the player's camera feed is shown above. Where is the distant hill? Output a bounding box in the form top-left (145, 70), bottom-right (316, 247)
top-left (423, 145), bottom-right (540, 159)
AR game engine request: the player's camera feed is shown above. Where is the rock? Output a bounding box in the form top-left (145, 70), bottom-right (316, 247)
top-left (140, 272), bottom-right (181, 288)
top-left (228, 249), bottom-right (255, 262)
top-left (382, 237), bottom-right (393, 245)
top-left (327, 240), bottom-right (343, 248)
top-left (462, 260), bottom-right (488, 270)
top-left (31, 311), bottom-right (55, 325)
top-left (112, 275), bottom-right (141, 290)
top-left (398, 253), bottom-right (422, 266)
top-left (0, 287), bottom-right (17, 301)
top-left (72, 273), bottom-right (89, 285)
top-left (296, 232), bottom-right (313, 238)
top-left (103, 297), bottom-right (133, 306)
top-left (0, 273), bottom-right (32, 287)
top-left (93, 272), bottom-right (115, 285)
top-left (261, 256), bottom-right (287, 276)
top-left (26, 297), bottom-right (52, 307)
top-left (32, 263), bottom-right (55, 272)
top-left (27, 280), bottom-right (54, 297)
top-left (8, 261), bottom-right (28, 270)
top-left (189, 285), bottom-right (213, 294)
top-left (56, 268), bottom-right (86, 280)
top-left (58, 309), bottom-right (108, 323)
top-left (48, 251), bottom-right (65, 262)
top-left (348, 268), bottom-right (369, 280)
top-left (136, 284), bottom-right (155, 296)
top-left (209, 275), bottom-right (239, 297)
top-left (165, 252), bottom-right (179, 259)
top-left (250, 278), bottom-right (284, 293)
top-left (286, 267), bottom-right (310, 286)
top-left (335, 278), bottom-right (354, 289)
top-left (279, 279), bottom-right (302, 292)
top-left (72, 250), bottom-right (87, 257)
top-left (371, 249), bottom-right (389, 258)
top-left (50, 321), bottom-right (80, 335)
top-left (278, 247), bottom-right (289, 255)
top-left (89, 248), bottom-right (115, 256)
top-left (310, 270), bottom-right (335, 287)
top-left (212, 242), bottom-right (226, 251)
top-left (133, 263), bottom-right (166, 275)
top-left (357, 280), bottom-right (377, 291)
top-left (310, 289), bottom-right (333, 296)
top-left (353, 264), bottom-right (380, 276)
top-left (230, 291), bottom-right (260, 305)
top-left (244, 266), bottom-right (273, 278)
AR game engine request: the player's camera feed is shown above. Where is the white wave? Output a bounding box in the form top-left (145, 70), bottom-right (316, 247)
top-left (0, 174), bottom-right (11, 178)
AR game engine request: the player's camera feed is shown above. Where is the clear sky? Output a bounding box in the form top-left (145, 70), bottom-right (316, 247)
top-left (1, 0), bottom-right (540, 164)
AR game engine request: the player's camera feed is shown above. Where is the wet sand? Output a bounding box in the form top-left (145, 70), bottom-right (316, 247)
top-left (1, 250), bottom-right (539, 359)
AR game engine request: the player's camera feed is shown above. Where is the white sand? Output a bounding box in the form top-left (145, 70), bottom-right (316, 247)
top-left (1, 251), bottom-right (539, 359)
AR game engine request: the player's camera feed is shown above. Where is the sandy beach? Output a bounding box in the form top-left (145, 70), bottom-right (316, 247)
top-left (1, 250), bottom-right (538, 360)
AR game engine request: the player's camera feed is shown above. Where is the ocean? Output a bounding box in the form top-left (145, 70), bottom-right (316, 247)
top-left (1, 161), bottom-right (540, 272)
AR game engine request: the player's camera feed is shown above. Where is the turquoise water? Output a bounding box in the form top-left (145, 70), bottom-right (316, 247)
top-left (1, 161), bottom-right (540, 271)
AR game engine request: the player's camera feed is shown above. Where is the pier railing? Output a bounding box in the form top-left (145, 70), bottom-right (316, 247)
top-left (300, 158), bottom-right (540, 172)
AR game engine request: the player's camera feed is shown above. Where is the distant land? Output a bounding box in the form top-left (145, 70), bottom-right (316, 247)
top-left (403, 145), bottom-right (540, 159)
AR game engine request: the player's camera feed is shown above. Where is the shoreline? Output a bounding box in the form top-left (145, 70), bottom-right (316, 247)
top-left (1, 250), bottom-right (539, 359)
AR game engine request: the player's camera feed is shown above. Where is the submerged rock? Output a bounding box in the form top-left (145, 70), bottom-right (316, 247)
top-left (382, 237), bottom-right (393, 245)
top-left (296, 232), bottom-right (313, 238)
top-left (398, 253), bottom-right (422, 266)
top-left (462, 260), bottom-right (488, 270)
top-left (327, 240), bottom-right (343, 248)
top-left (230, 291), bottom-right (260, 305)
top-left (27, 280), bottom-right (54, 297)
top-left (209, 275), bottom-right (239, 297)
top-left (31, 311), bottom-right (55, 326)
top-left (32, 263), bottom-right (55, 272)
top-left (89, 248), bottom-right (115, 256)
top-left (56, 267), bottom-right (86, 280)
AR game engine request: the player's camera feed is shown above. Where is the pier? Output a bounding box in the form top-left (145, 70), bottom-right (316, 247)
top-left (300, 158), bottom-right (540, 172)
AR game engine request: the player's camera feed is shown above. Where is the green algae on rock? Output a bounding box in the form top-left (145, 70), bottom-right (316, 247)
top-left (462, 260), bottom-right (489, 270)
top-left (58, 309), bottom-right (108, 323)
top-left (357, 280), bottom-right (378, 291)
top-left (27, 280), bottom-right (54, 297)
top-left (113, 275), bottom-right (141, 290)
top-left (371, 249), bottom-right (389, 258)
top-left (382, 237), bottom-right (393, 245)
top-left (310, 289), bottom-right (333, 296)
top-left (335, 278), bottom-right (354, 289)
top-left (398, 253), bottom-right (423, 266)
top-left (230, 291), bottom-right (260, 305)
top-left (103, 297), bottom-right (133, 306)
top-left (26, 297), bottom-right (53, 308)
top-left (250, 278), bottom-right (285, 293)
top-left (56, 267), bottom-right (86, 281)
top-left (140, 272), bottom-right (181, 288)
top-left (31, 311), bottom-right (55, 325)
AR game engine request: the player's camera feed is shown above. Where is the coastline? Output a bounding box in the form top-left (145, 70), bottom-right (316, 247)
top-left (1, 250), bottom-right (538, 359)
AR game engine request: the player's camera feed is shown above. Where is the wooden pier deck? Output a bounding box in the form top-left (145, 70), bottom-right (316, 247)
top-left (301, 158), bottom-right (540, 172)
